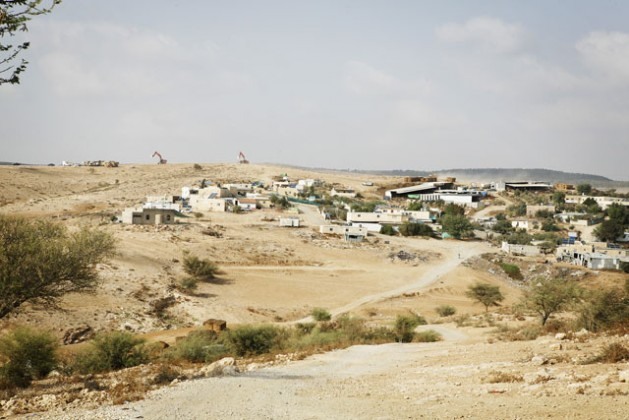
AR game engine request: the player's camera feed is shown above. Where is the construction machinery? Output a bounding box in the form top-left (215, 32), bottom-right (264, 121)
top-left (152, 151), bottom-right (167, 164)
top-left (238, 151), bottom-right (249, 164)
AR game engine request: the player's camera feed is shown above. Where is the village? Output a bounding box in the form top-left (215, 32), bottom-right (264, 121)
top-left (117, 167), bottom-right (629, 272)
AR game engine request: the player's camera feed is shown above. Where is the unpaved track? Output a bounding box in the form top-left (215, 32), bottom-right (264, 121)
top-left (296, 240), bottom-right (491, 322)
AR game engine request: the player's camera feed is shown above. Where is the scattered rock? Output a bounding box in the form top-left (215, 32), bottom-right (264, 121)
top-left (531, 355), bottom-right (548, 366)
top-left (198, 357), bottom-right (239, 378)
top-left (62, 324), bottom-right (94, 344)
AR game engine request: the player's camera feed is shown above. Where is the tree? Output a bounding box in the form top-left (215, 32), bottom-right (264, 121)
top-left (576, 183), bottom-right (592, 195)
top-left (407, 200), bottom-right (423, 211)
top-left (506, 201), bottom-right (527, 217)
top-left (440, 214), bottom-right (474, 239)
top-left (606, 203), bottom-right (629, 226)
top-left (465, 283), bottom-right (504, 312)
top-left (0, 215), bottom-right (116, 319)
top-left (1, 0), bottom-right (61, 85)
top-left (593, 219), bottom-right (624, 242)
top-left (552, 191), bottom-right (566, 206)
top-left (523, 277), bottom-right (582, 325)
top-left (580, 198), bottom-right (601, 214)
top-left (443, 203), bottom-right (465, 216)
top-left (398, 222), bottom-right (433, 237)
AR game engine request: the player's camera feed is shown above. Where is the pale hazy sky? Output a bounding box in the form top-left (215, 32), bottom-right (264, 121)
top-left (2, 1), bottom-right (629, 180)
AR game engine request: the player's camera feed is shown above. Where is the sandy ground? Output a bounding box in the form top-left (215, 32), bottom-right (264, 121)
top-left (1, 163), bottom-right (628, 419)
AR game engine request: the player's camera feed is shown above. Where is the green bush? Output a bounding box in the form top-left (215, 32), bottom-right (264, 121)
top-left (414, 330), bottom-right (442, 342)
top-left (0, 215), bottom-right (116, 319)
top-left (379, 224), bottom-right (396, 236)
top-left (499, 262), bottom-right (523, 280)
top-left (435, 305), bottom-right (457, 317)
top-left (183, 255), bottom-right (218, 281)
top-left (170, 330), bottom-right (228, 363)
top-left (74, 331), bottom-right (147, 373)
top-left (0, 327), bottom-right (58, 388)
top-left (394, 314), bottom-right (426, 343)
top-left (398, 222), bottom-right (433, 237)
top-left (227, 325), bottom-right (283, 356)
top-left (311, 307), bottom-right (332, 322)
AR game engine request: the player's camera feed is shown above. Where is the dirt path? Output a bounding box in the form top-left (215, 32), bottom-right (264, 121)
top-left (295, 241), bottom-right (491, 322)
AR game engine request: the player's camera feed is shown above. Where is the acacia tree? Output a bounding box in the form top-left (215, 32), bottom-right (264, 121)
top-left (465, 283), bottom-right (504, 312)
top-left (0, 215), bottom-right (116, 318)
top-left (523, 277), bottom-right (583, 325)
top-left (441, 214), bottom-right (474, 239)
top-left (0, 0), bottom-right (60, 85)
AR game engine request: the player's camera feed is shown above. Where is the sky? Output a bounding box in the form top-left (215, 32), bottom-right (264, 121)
top-left (1, 1), bottom-right (629, 180)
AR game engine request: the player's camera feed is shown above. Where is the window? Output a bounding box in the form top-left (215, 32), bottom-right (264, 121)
top-left (145, 215), bottom-right (150, 220)
top-left (166, 215), bottom-right (171, 221)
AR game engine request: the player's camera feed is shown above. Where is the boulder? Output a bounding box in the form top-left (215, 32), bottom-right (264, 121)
top-left (203, 319), bottom-right (227, 333)
top-left (198, 357), bottom-right (238, 377)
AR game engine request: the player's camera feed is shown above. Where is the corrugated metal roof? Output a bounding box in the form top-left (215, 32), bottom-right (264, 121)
top-left (387, 182), bottom-right (448, 195)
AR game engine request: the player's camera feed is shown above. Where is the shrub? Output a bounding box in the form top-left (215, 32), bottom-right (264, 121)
top-left (587, 342), bottom-right (629, 364)
top-left (227, 325), bottom-right (283, 356)
top-left (379, 224), bottom-right (396, 236)
top-left (193, 163), bottom-right (203, 170)
top-left (311, 307), bottom-right (332, 322)
top-left (398, 222), bottom-right (433, 237)
top-left (0, 327), bottom-right (58, 388)
top-left (183, 255), bottom-right (218, 281)
top-left (74, 331), bottom-right (147, 373)
top-left (577, 286), bottom-right (629, 332)
top-left (170, 330), bottom-right (227, 363)
top-left (177, 277), bottom-right (199, 294)
top-left (152, 365), bottom-right (180, 385)
top-left (414, 330), bottom-right (442, 342)
top-left (435, 305), bottom-right (457, 317)
top-left (499, 262), bottom-right (523, 280)
top-left (394, 314), bottom-right (426, 343)
top-left (494, 323), bottom-right (542, 341)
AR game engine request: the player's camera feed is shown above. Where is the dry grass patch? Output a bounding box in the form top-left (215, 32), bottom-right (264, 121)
top-left (483, 370), bottom-right (524, 384)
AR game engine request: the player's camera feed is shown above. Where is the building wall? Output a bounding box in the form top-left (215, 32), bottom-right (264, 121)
top-left (347, 212), bottom-right (407, 224)
top-left (279, 217), bottom-right (300, 227)
top-left (189, 196), bottom-right (227, 212)
top-left (121, 208), bottom-right (176, 225)
top-left (501, 241), bottom-right (540, 256)
top-left (320, 225), bottom-right (368, 236)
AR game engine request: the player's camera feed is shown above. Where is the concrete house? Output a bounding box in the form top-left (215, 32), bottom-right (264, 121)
top-left (121, 208), bottom-right (177, 225)
top-left (320, 225), bottom-right (368, 237)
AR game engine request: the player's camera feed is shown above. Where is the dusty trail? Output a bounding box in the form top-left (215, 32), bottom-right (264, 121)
top-left (295, 240), bottom-right (491, 323)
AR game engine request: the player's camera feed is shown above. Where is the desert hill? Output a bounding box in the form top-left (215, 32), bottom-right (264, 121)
top-left (0, 163), bottom-right (627, 418)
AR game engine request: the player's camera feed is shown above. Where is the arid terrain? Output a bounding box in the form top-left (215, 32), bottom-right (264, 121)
top-left (0, 163), bottom-right (627, 419)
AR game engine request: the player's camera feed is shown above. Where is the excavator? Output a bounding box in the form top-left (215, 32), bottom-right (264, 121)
top-left (152, 151), bottom-right (167, 164)
top-left (238, 151), bottom-right (249, 164)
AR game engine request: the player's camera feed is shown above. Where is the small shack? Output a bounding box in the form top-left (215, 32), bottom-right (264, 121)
top-left (121, 208), bottom-right (177, 225)
top-left (279, 217), bottom-right (300, 227)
